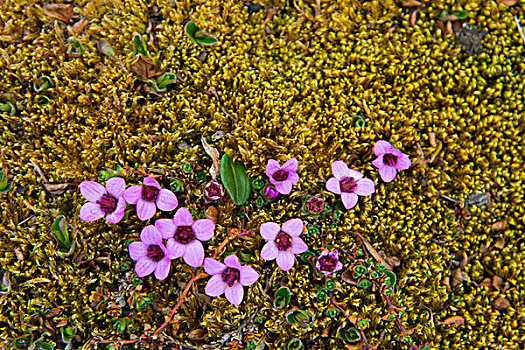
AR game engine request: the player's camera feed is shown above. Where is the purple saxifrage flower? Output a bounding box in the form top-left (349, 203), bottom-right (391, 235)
top-left (156, 207), bottom-right (215, 268)
top-left (123, 176), bottom-right (178, 221)
top-left (203, 180), bottom-right (224, 201)
top-left (79, 177), bottom-right (126, 223)
top-left (372, 140), bottom-right (411, 183)
top-left (326, 161), bottom-right (375, 210)
top-left (204, 255), bottom-right (259, 305)
top-left (128, 225), bottom-right (174, 280)
top-left (316, 250), bottom-right (343, 275)
top-left (264, 184), bottom-right (279, 200)
top-left (265, 158), bottom-right (299, 195)
top-left (260, 218), bottom-right (308, 271)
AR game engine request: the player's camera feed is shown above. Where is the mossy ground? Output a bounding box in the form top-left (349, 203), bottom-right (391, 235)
top-left (1, 0), bottom-right (524, 349)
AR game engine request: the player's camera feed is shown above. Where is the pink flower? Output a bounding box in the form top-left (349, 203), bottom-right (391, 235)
top-left (259, 219), bottom-right (308, 271)
top-left (123, 176), bottom-right (178, 221)
top-left (316, 250), bottom-right (343, 275)
top-left (263, 184), bottom-right (279, 200)
top-left (203, 180), bottom-right (224, 201)
top-left (79, 177), bottom-right (126, 223)
top-left (372, 140), bottom-right (411, 182)
top-left (265, 158), bottom-right (299, 195)
top-left (128, 225), bottom-right (174, 280)
top-left (156, 207), bottom-right (215, 268)
top-left (203, 255), bottom-right (259, 305)
top-left (325, 161), bottom-right (375, 210)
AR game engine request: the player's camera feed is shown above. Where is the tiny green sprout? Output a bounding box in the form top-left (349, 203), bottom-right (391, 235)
top-left (337, 326), bottom-right (361, 343)
top-left (0, 102), bottom-right (15, 116)
top-left (51, 215), bottom-right (74, 253)
top-left (170, 178), bottom-right (185, 192)
top-left (352, 115), bottom-right (366, 128)
top-left (240, 251), bottom-right (252, 262)
top-left (285, 308), bottom-right (314, 327)
top-left (273, 286), bottom-right (291, 309)
top-left (255, 316), bottom-right (265, 323)
top-left (196, 170), bottom-right (207, 181)
top-left (325, 279), bottom-right (335, 291)
top-left (0, 172), bottom-right (9, 192)
top-left (307, 224), bottom-right (320, 237)
top-left (132, 278), bottom-right (142, 286)
top-left (358, 278), bottom-right (372, 289)
top-left (356, 248), bottom-right (364, 256)
top-left (189, 207), bottom-right (197, 217)
top-left (244, 340), bottom-right (258, 349)
top-left (370, 271), bottom-right (379, 279)
top-left (382, 270), bottom-right (397, 289)
top-left (184, 21), bottom-right (218, 46)
top-left (375, 262), bottom-right (385, 272)
top-left (120, 262), bottom-right (130, 272)
top-left (60, 326), bottom-right (77, 343)
top-left (66, 38), bottom-right (83, 57)
top-left (0, 272), bottom-right (10, 295)
top-left (124, 239), bottom-right (134, 248)
top-left (286, 339), bottom-right (304, 350)
top-left (151, 72), bottom-right (177, 92)
top-left (300, 250), bottom-right (316, 263)
top-left (255, 196), bottom-right (265, 207)
top-left (365, 258), bottom-right (373, 266)
top-left (181, 163), bottom-right (193, 174)
top-left (31, 339), bottom-right (54, 350)
top-left (132, 33), bottom-right (149, 57)
top-left (34, 76), bottom-right (53, 92)
top-left (251, 178), bottom-right (265, 190)
top-left (356, 318), bottom-right (370, 331)
top-left (35, 95), bottom-right (51, 106)
top-left (13, 331), bottom-right (33, 349)
top-left (97, 39), bottom-right (115, 57)
top-left (316, 290), bottom-right (327, 302)
top-left (326, 306), bottom-right (339, 317)
top-left (353, 265), bottom-right (367, 277)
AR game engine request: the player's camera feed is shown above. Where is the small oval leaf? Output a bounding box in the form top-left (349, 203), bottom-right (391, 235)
top-left (184, 21), bottom-right (218, 46)
top-left (273, 286), bottom-right (291, 309)
top-left (220, 154), bottom-right (251, 206)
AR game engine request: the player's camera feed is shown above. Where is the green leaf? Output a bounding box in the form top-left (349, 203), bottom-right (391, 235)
top-left (285, 308), bottom-right (314, 327)
top-left (97, 39), bottom-right (115, 57)
top-left (156, 72), bottom-right (177, 89)
top-left (273, 286), bottom-right (291, 309)
top-left (60, 326), bottom-right (77, 343)
top-left (0, 172), bottom-right (9, 192)
top-left (51, 216), bottom-right (71, 249)
top-left (220, 154), bottom-right (251, 206)
top-left (67, 39), bottom-right (83, 57)
top-left (30, 339), bottom-right (54, 350)
top-left (13, 331), bottom-right (33, 349)
top-left (352, 115), bottom-right (365, 128)
top-left (337, 327), bottom-right (361, 343)
top-left (33, 76), bottom-right (52, 92)
top-left (383, 270), bottom-right (397, 289)
top-left (184, 21), bottom-right (218, 46)
top-left (133, 33), bottom-right (149, 57)
top-left (35, 95), bottom-right (50, 106)
top-left (286, 339), bottom-right (303, 350)
top-left (0, 102), bottom-right (15, 116)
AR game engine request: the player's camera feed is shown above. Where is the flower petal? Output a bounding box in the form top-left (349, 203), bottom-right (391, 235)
top-left (156, 189), bottom-right (178, 211)
top-left (286, 171), bottom-right (300, 185)
top-left (143, 176), bottom-right (161, 189)
top-left (166, 238), bottom-right (185, 259)
top-left (290, 237), bottom-right (308, 254)
top-left (129, 241), bottom-right (147, 261)
top-left (79, 181), bottom-right (105, 202)
top-left (204, 258), bottom-right (226, 275)
top-left (140, 225), bottom-right (162, 245)
top-left (395, 153), bottom-right (411, 170)
top-left (374, 140), bottom-right (394, 156)
top-left (240, 266), bottom-right (259, 286)
top-left (135, 258), bottom-right (156, 277)
top-left (260, 222), bottom-right (280, 240)
top-left (341, 192), bottom-right (359, 209)
top-left (173, 207), bottom-right (194, 226)
top-left (334, 261), bottom-right (343, 272)
top-left (224, 283), bottom-right (244, 305)
top-left (205, 274), bottom-right (226, 297)
top-left (326, 177), bottom-right (341, 194)
top-left (331, 161), bottom-right (349, 179)
top-left (193, 219), bottom-right (215, 241)
top-left (79, 203), bottom-right (105, 222)
top-left (276, 251), bottom-right (295, 271)
top-left (105, 208), bottom-right (125, 223)
top-left (224, 254), bottom-right (242, 269)
top-left (356, 178), bottom-right (375, 196)
top-left (379, 166), bottom-right (397, 183)
top-left (105, 177), bottom-right (126, 198)
top-left (183, 240), bottom-right (204, 267)
top-left (346, 168), bottom-right (364, 180)
top-left (275, 180), bottom-right (292, 194)
top-left (282, 218), bottom-right (304, 237)
top-left (155, 218), bottom-right (176, 239)
top-left (372, 155), bottom-right (385, 169)
top-left (265, 159), bottom-right (281, 178)
top-left (154, 258), bottom-right (171, 280)
top-left (136, 199), bottom-right (156, 221)
top-left (260, 241), bottom-right (279, 261)
top-left (123, 185), bottom-right (142, 205)
top-left (281, 157), bottom-right (298, 172)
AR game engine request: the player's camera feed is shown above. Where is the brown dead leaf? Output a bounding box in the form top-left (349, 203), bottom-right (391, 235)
top-left (435, 20), bottom-right (446, 35)
top-left (345, 343), bottom-right (363, 350)
top-left (491, 220), bottom-right (507, 232)
top-left (378, 251), bottom-right (400, 268)
top-left (201, 137), bottom-right (220, 179)
top-left (70, 18), bottom-right (89, 35)
top-left (347, 315), bottom-right (359, 324)
top-left (410, 10), bottom-right (418, 27)
top-left (187, 328), bottom-right (207, 340)
top-left (43, 3), bottom-right (74, 24)
top-left (492, 275), bottom-right (504, 290)
top-left (451, 268), bottom-right (469, 288)
top-left (55, 319), bottom-right (68, 327)
top-left (44, 319), bottom-right (55, 333)
top-left (45, 308), bottom-right (62, 318)
top-left (402, 0), bottom-right (422, 6)
top-left (493, 297), bottom-right (511, 310)
top-left (342, 268), bottom-right (358, 285)
top-left (456, 250), bottom-right (468, 268)
top-left (479, 242), bottom-right (487, 255)
top-left (428, 132), bottom-right (436, 148)
top-left (44, 183), bottom-right (69, 195)
top-left (14, 249), bottom-right (24, 261)
top-left (130, 54), bottom-right (158, 79)
top-left (479, 277), bottom-right (492, 288)
top-left (353, 232), bottom-right (393, 270)
top-left (442, 276), bottom-right (451, 292)
top-left (446, 20), bottom-right (453, 35)
top-left (497, 0), bottom-right (518, 6)
top-left (442, 316), bottom-right (465, 326)
top-left (494, 236), bottom-right (505, 249)
top-left (205, 206), bottom-right (218, 223)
